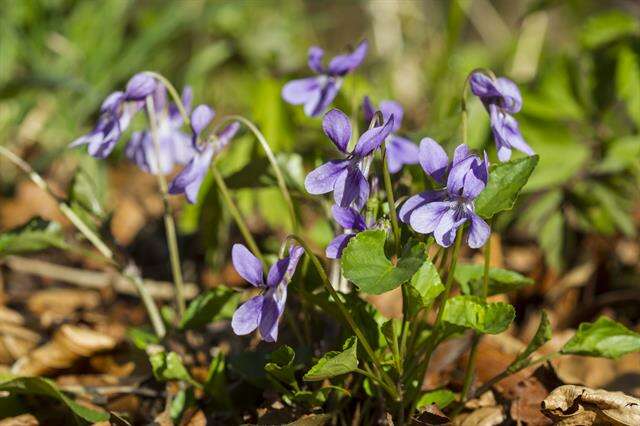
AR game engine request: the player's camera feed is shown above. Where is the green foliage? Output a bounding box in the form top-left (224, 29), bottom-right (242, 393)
top-left (508, 311), bottom-right (552, 373)
top-left (616, 46), bottom-right (640, 126)
top-left (580, 10), bottom-right (640, 48)
top-left (204, 352), bottom-right (232, 408)
top-left (304, 337), bottom-right (358, 382)
top-left (406, 259), bottom-right (444, 315)
top-left (265, 345), bottom-right (297, 387)
top-left (475, 155), bottom-right (539, 218)
top-left (149, 350), bottom-right (200, 387)
top-left (454, 263), bottom-right (534, 296)
top-left (179, 286), bottom-right (239, 330)
top-left (441, 296), bottom-right (515, 335)
top-left (127, 327), bottom-right (160, 350)
top-left (416, 389), bottom-right (456, 410)
top-left (561, 316), bottom-right (640, 359)
top-left (69, 159), bottom-right (107, 222)
top-left (0, 375), bottom-right (110, 423)
top-left (341, 230), bottom-right (426, 295)
top-left (0, 218), bottom-right (68, 257)
top-left (170, 387), bottom-right (196, 424)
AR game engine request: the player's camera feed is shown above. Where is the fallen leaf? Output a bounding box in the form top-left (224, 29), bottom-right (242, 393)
top-left (454, 406), bottom-right (504, 426)
top-left (27, 288), bottom-right (100, 327)
top-left (0, 414), bottom-right (39, 426)
top-left (542, 385), bottom-right (640, 425)
top-left (12, 325), bottom-right (117, 376)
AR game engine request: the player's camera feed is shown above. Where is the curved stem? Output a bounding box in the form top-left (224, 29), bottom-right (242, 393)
top-left (143, 71), bottom-right (191, 126)
top-left (210, 164), bottom-right (263, 262)
top-left (0, 145), bottom-right (166, 338)
top-left (215, 115), bottom-right (299, 234)
top-left (146, 96), bottom-right (186, 318)
top-left (284, 234), bottom-right (399, 401)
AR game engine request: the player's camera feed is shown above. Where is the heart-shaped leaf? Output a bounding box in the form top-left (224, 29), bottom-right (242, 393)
top-left (341, 230), bottom-right (426, 295)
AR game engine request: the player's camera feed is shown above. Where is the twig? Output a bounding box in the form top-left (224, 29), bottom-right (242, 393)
top-left (3, 256), bottom-right (198, 301)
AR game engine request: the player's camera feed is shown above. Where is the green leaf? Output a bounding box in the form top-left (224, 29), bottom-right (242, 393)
top-left (508, 311), bottom-right (552, 373)
top-left (304, 337), bottom-right (358, 382)
top-left (416, 388), bottom-right (456, 410)
top-left (126, 327), bottom-right (160, 350)
top-left (341, 231), bottom-right (426, 295)
top-left (475, 155), bottom-right (539, 219)
top-left (539, 212), bottom-right (564, 271)
top-left (149, 351), bottom-right (199, 387)
top-left (0, 218), bottom-right (68, 257)
top-left (597, 136), bottom-right (640, 173)
top-left (441, 295), bottom-right (515, 335)
top-left (265, 345), bottom-right (297, 387)
top-left (170, 387), bottom-right (195, 424)
top-left (408, 259), bottom-right (444, 308)
top-left (580, 11), bottom-right (640, 49)
top-left (286, 413), bottom-right (332, 426)
top-left (0, 376), bottom-right (110, 423)
top-left (204, 352), bottom-right (231, 408)
top-left (591, 183), bottom-right (636, 237)
top-left (454, 263), bottom-right (534, 296)
top-left (561, 316), bottom-right (640, 359)
top-left (616, 47), bottom-right (640, 127)
top-left (179, 286), bottom-right (239, 330)
top-left (69, 163), bottom-right (106, 220)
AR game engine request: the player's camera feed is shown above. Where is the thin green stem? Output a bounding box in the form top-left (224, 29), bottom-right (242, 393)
top-left (460, 219), bottom-right (493, 401)
top-left (215, 115), bottom-right (298, 234)
top-left (0, 145), bottom-right (166, 338)
top-left (407, 228), bottom-right (464, 415)
top-left (380, 142), bottom-right (401, 254)
top-left (143, 71), bottom-right (191, 126)
top-left (284, 234), bottom-right (399, 401)
top-left (210, 164), bottom-right (263, 262)
top-left (354, 368), bottom-right (397, 398)
top-left (146, 96), bottom-right (186, 318)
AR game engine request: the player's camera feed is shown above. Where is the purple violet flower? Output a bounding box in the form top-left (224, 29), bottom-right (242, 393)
top-left (363, 97), bottom-right (419, 174)
top-left (326, 205), bottom-right (373, 259)
top-left (125, 86), bottom-right (195, 174)
top-left (70, 73), bottom-right (157, 158)
top-left (168, 105), bottom-right (240, 203)
top-left (304, 108), bottom-right (394, 210)
top-left (231, 243), bottom-right (304, 342)
top-left (282, 41), bottom-right (368, 117)
top-left (399, 139), bottom-right (490, 248)
top-left (470, 72), bottom-right (534, 162)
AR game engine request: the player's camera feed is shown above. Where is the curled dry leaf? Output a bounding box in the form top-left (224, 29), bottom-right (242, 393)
top-left (0, 414), bottom-right (39, 426)
top-left (11, 324), bottom-right (117, 376)
top-left (542, 385), bottom-right (640, 426)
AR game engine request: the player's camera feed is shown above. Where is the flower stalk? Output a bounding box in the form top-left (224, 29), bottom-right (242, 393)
top-left (145, 95), bottom-right (187, 318)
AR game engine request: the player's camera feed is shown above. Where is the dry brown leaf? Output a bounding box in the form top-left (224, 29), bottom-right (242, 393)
top-left (0, 181), bottom-right (66, 229)
top-left (11, 324), bottom-right (117, 376)
top-left (413, 403), bottom-right (451, 424)
top-left (367, 286), bottom-right (403, 319)
top-left (109, 196), bottom-right (147, 245)
top-left (509, 377), bottom-right (552, 425)
top-left (454, 406), bottom-right (504, 426)
top-left (542, 385), bottom-right (640, 425)
top-left (0, 414), bottom-right (39, 426)
top-left (180, 409), bottom-right (207, 426)
top-left (27, 288), bottom-right (100, 327)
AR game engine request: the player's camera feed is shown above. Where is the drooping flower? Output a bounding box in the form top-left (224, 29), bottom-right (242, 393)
top-left (400, 139), bottom-right (490, 248)
top-left (304, 108), bottom-right (394, 209)
top-left (168, 105), bottom-right (240, 203)
top-left (70, 73), bottom-right (157, 159)
top-left (363, 97), bottom-right (419, 173)
top-left (125, 86), bottom-right (195, 174)
top-left (282, 41), bottom-right (368, 117)
top-left (231, 243), bottom-right (304, 342)
top-left (326, 205), bottom-right (373, 259)
top-left (469, 72), bottom-right (533, 162)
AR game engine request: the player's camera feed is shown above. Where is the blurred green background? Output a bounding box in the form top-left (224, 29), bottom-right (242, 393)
top-left (1, 0), bottom-right (638, 274)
